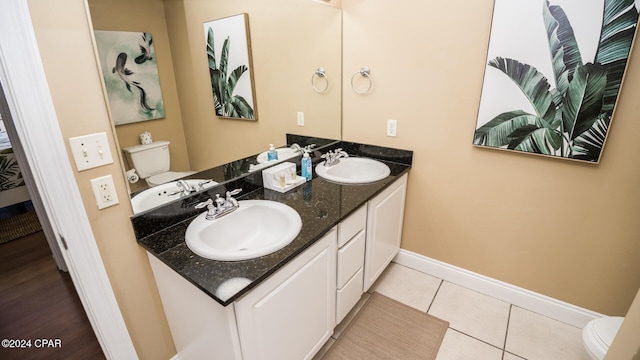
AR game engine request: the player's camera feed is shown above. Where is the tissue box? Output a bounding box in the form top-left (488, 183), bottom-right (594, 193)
top-left (262, 162), bottom-right (305, 192)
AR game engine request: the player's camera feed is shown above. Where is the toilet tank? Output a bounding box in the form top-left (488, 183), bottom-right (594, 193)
top-left (123, 140), bottom-right (171, 179)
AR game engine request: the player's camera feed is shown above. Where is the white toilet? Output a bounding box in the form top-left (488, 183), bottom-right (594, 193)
top-left (582, 316), bottom-right (624, 360)
top-left (123, 140), bottom-right (194, 186)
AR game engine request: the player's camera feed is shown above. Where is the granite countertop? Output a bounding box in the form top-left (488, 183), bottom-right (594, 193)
top-left (134, 142), bottom-right (412, 306)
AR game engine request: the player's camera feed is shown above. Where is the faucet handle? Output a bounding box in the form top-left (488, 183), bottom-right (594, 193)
top-left (226, 188), bottom-right (242, 198)
top-left (197, 179), bottom-right (213, 189)
top-left (194, 198), bottom-right (213, 209)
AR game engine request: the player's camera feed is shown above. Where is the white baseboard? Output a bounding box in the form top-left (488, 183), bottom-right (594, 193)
top-left (169, 355), bottom-right (180, 360)
top-left (394, 249), bottom-right (602, 328)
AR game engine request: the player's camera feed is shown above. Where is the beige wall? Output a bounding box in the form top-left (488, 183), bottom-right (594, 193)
top-left (27, 0), bottom-right (176, 359)
top-left (606, 288), bottom-right (640, 359)
top-left (88, 0), bottom-right (190, 177)
top-left (342, 0), bottom-right (640, 315)
top-left (88, 0), bottom-right (191, 181)
top-left (88, 0), bottom-right (342, 175)
top-left (165, 0), bottom-right (342, 170)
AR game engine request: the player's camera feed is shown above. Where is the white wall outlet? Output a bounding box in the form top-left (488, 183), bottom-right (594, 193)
top-left (297, 112), bottom-right (305, 126)
top-left (387, 119), bottom-right (398, 137)
top-left (90, 174), bottom-right (119, 210)
top-left (69, 132), bottom-right (114, 171)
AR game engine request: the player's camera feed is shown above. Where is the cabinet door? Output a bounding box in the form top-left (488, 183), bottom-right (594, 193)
top-left (364, 173), bottom-right (408, 291)
top-left (235, 228), bottom-right (337, 360)
top-left (147, 254), bottom-right (243, 360)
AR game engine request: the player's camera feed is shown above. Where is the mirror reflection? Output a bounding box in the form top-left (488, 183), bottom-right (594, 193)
top-left (86, 0), bottom-right (342, 212)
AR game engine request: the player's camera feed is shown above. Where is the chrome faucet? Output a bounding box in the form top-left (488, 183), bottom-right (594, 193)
top-left (195, 188), bottom-right (243, 220)
top-left (290, 143), bottom-right (303, 153)
top-left (290, 143), bottom-right (316, 154)
top-left (321, 148), bottom-right (349, 167)
top-left (175, 180), bottom-right (196, 196)
top-left (169, 179), bottom-right (213, 196)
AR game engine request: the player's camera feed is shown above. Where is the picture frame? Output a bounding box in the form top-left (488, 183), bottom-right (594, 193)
top-left (473, 0), bottom-right (639, 163)
top-left (203, 13), bottom-right (257, 121)
top-left (94, 31), bottom-right (166, 125)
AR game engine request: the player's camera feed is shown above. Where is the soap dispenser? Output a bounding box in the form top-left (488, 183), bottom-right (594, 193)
top-left (267, 144), bottom-right (278, 161)
top-left (301, 150), bottom-right (312, 181)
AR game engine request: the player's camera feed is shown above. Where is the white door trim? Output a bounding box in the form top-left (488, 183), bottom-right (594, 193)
top-left (0, 1), bottom-right (138, 359)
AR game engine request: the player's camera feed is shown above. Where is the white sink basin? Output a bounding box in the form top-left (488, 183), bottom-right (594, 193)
top-left (185, 200), bottom-right (302, 261)
top-left (315, 157), bottom-right (391, 184)
top-left (131, 179), bottom-right (218, 213)
top-left (256, 147), bottom-right (299, 164)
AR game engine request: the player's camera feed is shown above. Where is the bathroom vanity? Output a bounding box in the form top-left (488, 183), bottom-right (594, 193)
top-left (132, 139), bottom-right (411, 360)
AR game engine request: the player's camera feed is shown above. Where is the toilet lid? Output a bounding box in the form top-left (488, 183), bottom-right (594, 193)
top-left (593, 316), bottom-right (624, 347)
top-left (148, 171), bottom-right (196, 185)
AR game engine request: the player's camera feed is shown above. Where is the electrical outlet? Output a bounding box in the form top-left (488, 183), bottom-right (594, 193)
top-left (387, 119), bottom-right (398, 137)
top-left (297, 112), bottom-right (305, 126)
top-left (90, 175), bottom-right (119, 210)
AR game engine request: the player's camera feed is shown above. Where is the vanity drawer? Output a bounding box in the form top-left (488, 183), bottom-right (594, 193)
top-left (336, 268), bottom-right (364, 324)
top-left (337, 230), bottom-right (365, 288)
top-left (338, 205), bottom-right (367, 248)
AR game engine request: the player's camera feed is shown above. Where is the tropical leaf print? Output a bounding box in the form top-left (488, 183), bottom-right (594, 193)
top-left (206, 26), bottom-right (255, 120)
top-left (475, 0), bottom-right (638, 162)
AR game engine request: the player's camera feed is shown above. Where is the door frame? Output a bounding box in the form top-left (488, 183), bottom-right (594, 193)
top-left (1, 112), bottom-right (68, 272)
top-left (0, 1), bottom-right (138, 359)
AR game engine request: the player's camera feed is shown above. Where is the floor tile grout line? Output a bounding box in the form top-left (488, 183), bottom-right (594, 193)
top-left (426, 278), bottom-right (445, 314)
top-left (503, 304), bottom-right (512, 351)
top-left (428, 278), bottom-right (509, 353)
top-left (501, 305), bottom-right (512, 360)
top-left (447, 327), bottom-right (505, 353)
top-left (504, 350), bottom-right (527, 359)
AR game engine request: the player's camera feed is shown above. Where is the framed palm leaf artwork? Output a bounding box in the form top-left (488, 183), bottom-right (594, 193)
top-left (203, 13), bottom-right (257, 120)
top-left (474, 0), bottom-right (639, 163)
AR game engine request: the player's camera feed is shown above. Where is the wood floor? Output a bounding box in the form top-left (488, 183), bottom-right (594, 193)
top-left (0, 231), bottom-right (105, 360)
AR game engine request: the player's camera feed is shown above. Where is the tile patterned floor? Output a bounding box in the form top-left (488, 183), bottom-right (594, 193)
top-left (369, 263), bottom-right (592, 360)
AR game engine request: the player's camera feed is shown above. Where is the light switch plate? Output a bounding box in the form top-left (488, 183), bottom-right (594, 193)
top-left (297, 112), bottom-right (305, 126)
top-left (69, 132), bottom-right (114, 171)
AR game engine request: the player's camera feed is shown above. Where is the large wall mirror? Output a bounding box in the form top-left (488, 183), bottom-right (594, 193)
top-left (86, 0), bottom-right (342, 211)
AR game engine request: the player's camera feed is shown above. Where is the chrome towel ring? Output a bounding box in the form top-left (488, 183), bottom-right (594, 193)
top-left (312, 67), bottom-right (329, 93)
top-left (351, 66), bottom-right (373, 95)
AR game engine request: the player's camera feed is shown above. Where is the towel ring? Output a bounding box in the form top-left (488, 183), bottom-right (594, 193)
top-left (312, 67), bottom-right (329, 93)
top-left (351, 66), bottom-right (373, 95)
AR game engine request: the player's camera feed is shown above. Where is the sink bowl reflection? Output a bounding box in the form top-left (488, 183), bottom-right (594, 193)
top-left (256, 147), bottom-right (299, 164)
top-left (315, 157), bottom-right (390, 184)
top-left (185, 200), bottom-right (302, 261)
top-left (131, 179), bottom-right (218, 213)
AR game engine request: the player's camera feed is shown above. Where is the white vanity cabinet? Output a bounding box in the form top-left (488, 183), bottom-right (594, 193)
top-left (333, 173), bottom-right (408, 320)
top-left (147, 254), bottom-right (244, 360)
top-left (234, 228), bottom-right (337, 360)
top-left (148, 227), bottom-right (337, 360)
top-left (147, 172), bottom-right (408, 360)
top-left (363, 173), bottom-right (408, 291)
top-left (335, 205), bottom-right (366, 323)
